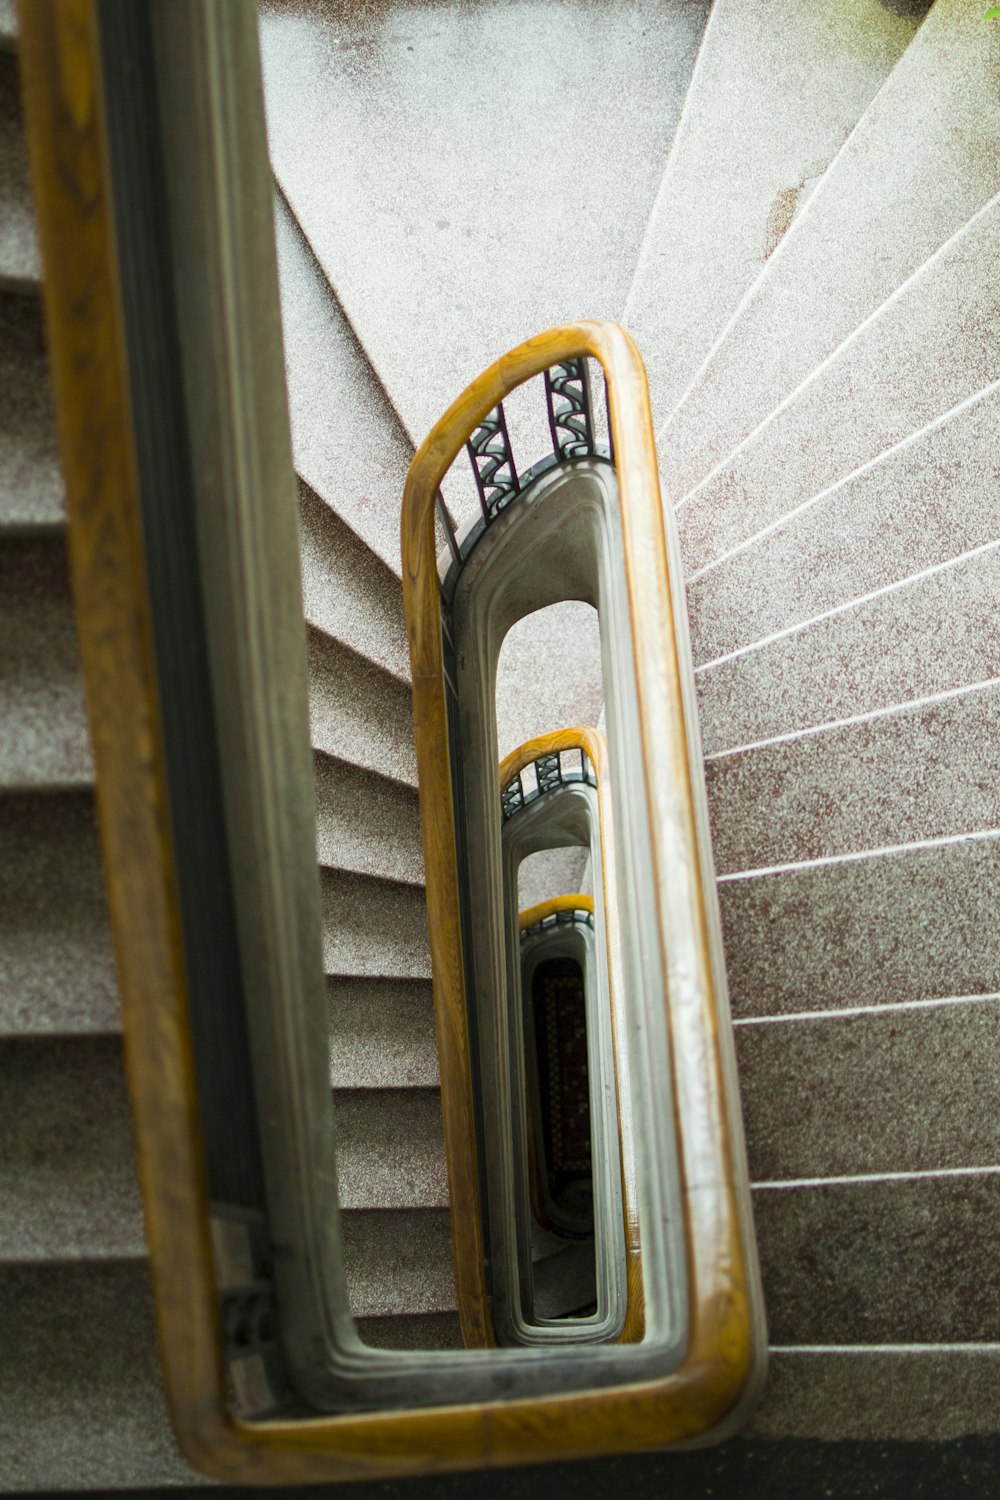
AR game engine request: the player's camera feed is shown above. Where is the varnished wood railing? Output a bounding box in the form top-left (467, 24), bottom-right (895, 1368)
top-left (20, 0), bottom-right (763, 1479)
top-left (502, 728), bottom-right (644, 1345)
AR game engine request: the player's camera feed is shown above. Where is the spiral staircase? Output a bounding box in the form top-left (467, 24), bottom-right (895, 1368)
top-left (2, 0), bottom-right (1000, 1489)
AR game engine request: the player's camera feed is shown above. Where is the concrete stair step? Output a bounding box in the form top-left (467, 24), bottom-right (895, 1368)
top-left (0, 291), bottom-right (63, 530)
top-left (259, 0), bottom-right (710, 443)
top-left (0, 1259), bottom-right (199, 1491)
top-left (0, 790), bottom-right (118, 1036)
top-left (661, 0), bottom-right (1000, 505)
top-left (0, 536), bottom-right (93, 788)
top-left (321, 868), bottom-right (430, 981)
top-left (314, 752), bottom-right (423, 887)
top-left (737, 995), bottom-right (1000, 1182)
top-left (696, 541), bottom-right (1000, 757)
top-left (327, 978), bottom-right (438, 1090)
top-left (276, 193), bottom-right (413, 576)
top-left (719, 829), bottom-right (1000, 1020)
top-left (333, 1087), bottom-right (447, 1211)
top-left (341, 1208), bottom-right (456, 1318)
top-left (751, 1346), bottom-right (1000, 1442)
top-left (0, 1034), bottom-right (143, 1258)
top-left (706, 680), bottom-right (1000, 875)
top-left (308, 624), bottom-right (416, 789)
top-left (624, 0), bottom-right (923, 428)
top-left (0, 53), bottom-right (40, 292)
top-left (677, 194), bottom-right (998, 581)
top-left (687, 379), bottom-right (1000, 668)
top-left (754, 1169), bottom-right (1000, 1345)
top-left (298, 477), bottom-right (411, 683)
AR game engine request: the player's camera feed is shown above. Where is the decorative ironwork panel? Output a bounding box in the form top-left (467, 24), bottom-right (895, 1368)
top-left (545, 358), bottom-right (595, 460)
top-left (535, 752), bottom-right (562, 795)
top-left (467, 403), bottom-right (520, 519)
top-left (501, 774), bottom-right (525, 822)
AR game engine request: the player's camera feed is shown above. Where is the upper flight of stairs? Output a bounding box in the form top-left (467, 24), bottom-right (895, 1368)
top-left (2, 0), bottom-right (1000, 1487)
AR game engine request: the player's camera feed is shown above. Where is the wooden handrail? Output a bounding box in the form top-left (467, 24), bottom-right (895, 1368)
top-left (21, 0), bottom-right (761, 1474)
top-left (506, 730), bottom-right (643, 1343)
top-left (518, 893), bottom-right (594, 931)
top-left (402, 319), bottom-right (764, 1453)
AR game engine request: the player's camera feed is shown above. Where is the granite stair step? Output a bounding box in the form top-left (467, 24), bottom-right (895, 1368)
top-left (686, 378), bottom-right (1000, 668)
top-left (719, 829), bottom-right (1000, 1020)
top-left (753, 1169), bottom-right (1000, 1346)
top-left (341, 1207), bottom-right (456, 1319)
top-left (307, 624), bottom-right (417, 788)
top-left (624, 0), bottom-right (924, 428)
top-left (298, 476), bottom-right (411, 683)
top-left (0, 52), bottom-right (40, 292)
top-left (0, 1259), bottom-right (200, 1491)
top-left (696, 541), bottom-right (1000, 756)
top-left (706, 680), bottom-right (1000, 875)
top-left (0, 291), bottom-right (63, 530)
top-left (0, 789), bottom-right (118, 1036)
top-left (260, 0), bottom-right (711, 443)
top-left (333, 1087), bottom-right (447, 1211)
top-left (327, 977), bottom-right (438, 1090)
top-left (0, 535), bottom-right (93, 788)
top-left (751, 1346), bottom-right (1000, 1442)
top-left (737, 995), bottom-right (1000, 1182)
top-left (676, 192), bottom-right (999, 579)
top-left (0, 1034), bottom-right (143, 1258)
top-left (276, 193), bottom-right (413, 576)
top-left (320, 868), bottom-right (431, 980)
top-left (661, 0), bottom-right (1000, 505)
top-left (314, 752), bottom-right (423, 888)
top-left (357, 1312), bottom-right (463, 1351)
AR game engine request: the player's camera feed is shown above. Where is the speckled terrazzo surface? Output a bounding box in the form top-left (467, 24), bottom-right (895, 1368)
top-left (660, 0), bottom-right (1000, 503)
top-left (0, 53), bottom-right (40, 290)
top-left (259, 0), bottom-right (712, 444)
top-left (624, 0), bottom-right (923, 427)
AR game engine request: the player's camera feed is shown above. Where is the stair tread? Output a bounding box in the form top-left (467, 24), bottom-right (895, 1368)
top-left (308, 624), bottom-right (417, 788)
top-left (0, 292), bottom-right (63, 529)
top-left (314, 752), bottom-right (423, 887)
top-left (661, 0), bottom-right (1000, 505)
top-left (687, 380), bottom-right (1000, 669)
top-left (321, 867), bottom-right (431, 980)
top-left (0, 536), bottom-right (93, 788)
top-left (276, 194), bottom-right (413, 576)
top-left (706, 681), bottom-right (1000, 874)
top-left (751, 1346), bottom-right (1000, 1443)
top-left (0, 790), bottom-right (118, 1036)
top-left (260, 0), bottom-right (710, 444)
top-left (754, 1170), bottom-right (1000, 1346)
top-left (719, 829), bottom-right (1000, 1019)
top-left (738, 996), bottom-right (1000, 1183)
top-left (327, 977), bottom-right (438, 1090)
top-left (0, 53), bottom-right (40, 291)
top-left (333, 1087), bottom-right (447, 1210)
top-left (624, 0), bottom-right (922, 428)
top-left (696, 543), bottom-right (1000, 757)
top-left (678, 196), bottom-right (999, 582)
top-left (341, 1207), bottom-right (456, 1317)
top-left (299, 476), bottom-right (411, 683)
top-left (0, 1035), bottom-right (143, 1259)
top-left (0, 0), bottom-right (17, 53)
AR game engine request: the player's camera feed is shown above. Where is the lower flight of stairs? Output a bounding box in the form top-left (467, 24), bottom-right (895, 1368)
top-left (4, 0), bottom-right (1000, 1488)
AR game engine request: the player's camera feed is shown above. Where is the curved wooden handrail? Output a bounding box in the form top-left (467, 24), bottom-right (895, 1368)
top-left (401, 318), bottom-right (761, 1453)
top-left (507, 731), bottom-right (644, 1344)
top-left (24, 0), bottom-right (759, 1467)
top-left (518, 893), bottom-right (594, 932)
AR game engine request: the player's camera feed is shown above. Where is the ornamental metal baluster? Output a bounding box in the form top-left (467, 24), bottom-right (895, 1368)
top-left (435, 491), bottom-right (462, 570)
top-left (467, 402), bottom-right (520, 520)
top-left (500, 773), bottom-right (525, 822)
top-left (545, 358), bottom-right (595, 461)
top-left (535, 752), bottom-right (562, 796)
